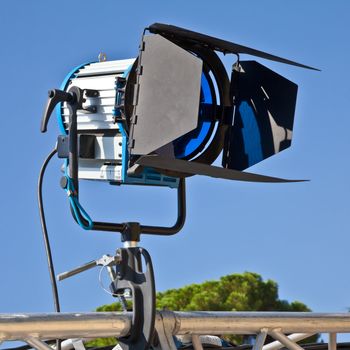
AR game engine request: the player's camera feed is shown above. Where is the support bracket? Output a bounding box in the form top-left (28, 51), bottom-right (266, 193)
top-left (110, 247), bottom-right (156, 350)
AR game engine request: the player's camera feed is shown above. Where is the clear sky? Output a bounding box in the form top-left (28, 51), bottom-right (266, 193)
top-left (0, 0), bottom-right (350, 346)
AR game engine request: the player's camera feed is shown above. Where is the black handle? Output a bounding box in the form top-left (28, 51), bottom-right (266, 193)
top-left (67, 101), bottom-right (79, 192)
top-left (41, 89), bottom-right (74, 133)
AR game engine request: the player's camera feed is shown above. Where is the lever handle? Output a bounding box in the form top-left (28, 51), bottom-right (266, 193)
top-left (57, 260), bottom-right (97, 281)
top-left (41, 89), bottom-right (73, 133)
top-left (57, 254), bottom-right (120, 282)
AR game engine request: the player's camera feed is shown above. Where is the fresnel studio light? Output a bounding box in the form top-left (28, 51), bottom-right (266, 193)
top-left (40, 23), bottom-right (316, 350)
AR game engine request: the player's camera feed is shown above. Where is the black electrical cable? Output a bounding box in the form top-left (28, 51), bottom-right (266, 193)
top-left (37, 147), bottom-right (61, 350)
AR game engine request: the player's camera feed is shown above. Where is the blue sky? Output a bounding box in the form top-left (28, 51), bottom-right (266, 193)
top-left (0, 0), bottom-right (350, 346)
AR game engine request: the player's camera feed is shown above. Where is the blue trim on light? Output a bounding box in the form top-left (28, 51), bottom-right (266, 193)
top-left (126, 168), bottom-right (179, 188)
top-left (69, 196), bottom-right (93, 230)
top-left (117, 122), bottom-right (128, 182)
top-left (120, 64), bottom-right (133, 182)
top-left (113, 63), bottom-right (133, 182)
top-left (63, 159), bottom-right (93, 230)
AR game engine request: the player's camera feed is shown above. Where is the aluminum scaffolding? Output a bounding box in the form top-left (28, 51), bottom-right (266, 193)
top-left (0, 311), bottom-right (350, 350)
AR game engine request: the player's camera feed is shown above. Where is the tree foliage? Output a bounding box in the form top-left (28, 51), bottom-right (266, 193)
top-left (156, 272), bottom-right (310, 312)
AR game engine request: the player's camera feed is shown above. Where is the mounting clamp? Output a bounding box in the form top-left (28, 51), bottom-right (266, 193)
top-left (110, 246), bottom-right (156, 350)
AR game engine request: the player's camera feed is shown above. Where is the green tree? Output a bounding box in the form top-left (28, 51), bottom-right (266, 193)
top-left (89, 272), bottom-right (317, 347)
top-left (156, 272), bottom-right (310, 312)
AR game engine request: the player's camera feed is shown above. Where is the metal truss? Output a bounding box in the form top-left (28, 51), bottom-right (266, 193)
top-left (0, 311), bottom-right (349, 350)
